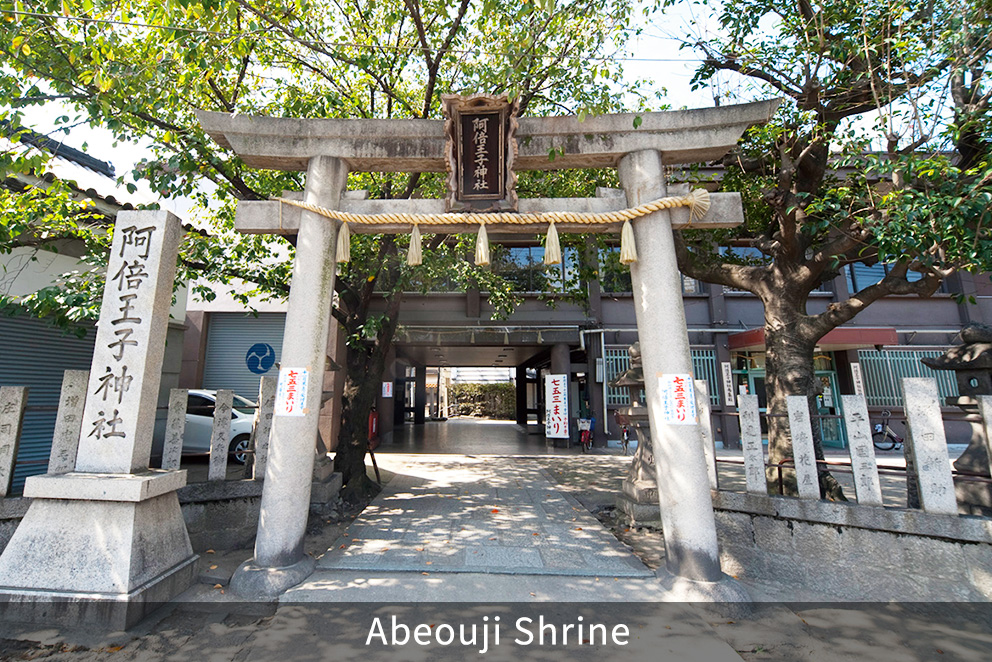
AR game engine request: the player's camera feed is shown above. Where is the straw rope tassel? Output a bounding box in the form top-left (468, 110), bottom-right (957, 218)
top-left (336, 221), bottom-right (351, 263)
top-left (687, 187), bottom-right (711, 222)
top-left (475, 222), bottom-right (490, 266)
top-left (544, 221), bottom-right (562, 265)
top-left (619, 220), bottom-right (637, 264)
top-left (407, 224), bottom-right (423, 266)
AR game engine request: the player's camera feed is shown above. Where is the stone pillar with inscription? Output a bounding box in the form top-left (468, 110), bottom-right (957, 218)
top-left (0, 211), bottom-right (196, 629)
top-left (619, 150), bottom-right (749, 604)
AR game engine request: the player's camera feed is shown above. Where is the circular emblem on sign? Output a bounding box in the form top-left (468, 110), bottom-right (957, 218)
top-left (245, 343), bottom-right (276, 375)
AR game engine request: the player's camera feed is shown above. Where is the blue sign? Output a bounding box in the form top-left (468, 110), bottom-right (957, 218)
top-left (246, 343), bottom-right (276, 375)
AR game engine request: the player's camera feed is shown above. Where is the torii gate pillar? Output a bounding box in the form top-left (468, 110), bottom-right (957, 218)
top-left (230, 155), bottom-right (347, 597)
top-left (619, 150), bottom-right (748, 601)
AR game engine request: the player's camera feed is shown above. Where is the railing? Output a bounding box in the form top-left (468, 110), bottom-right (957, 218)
top-left (708, 378), bottom-right (990, 516)
top-left (0, 375), bottom-right (278, 498)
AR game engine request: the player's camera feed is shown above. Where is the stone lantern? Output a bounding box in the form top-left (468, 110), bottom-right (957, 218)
top-left (612, 343), bottom-right (662, 523)
top-left (922, 323), bottom-right (992, 515)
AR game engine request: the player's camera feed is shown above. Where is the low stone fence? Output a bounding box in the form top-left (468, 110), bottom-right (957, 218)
top-left (0, 481), bottom-right (263, 555)
top-left (702, 378), bottom-right (992, 600)
top-left (713, 491), bottom-right (992, 601)
top-left (0, 376), bottom-right (279, 554)
top-left (177, 480), bottom-right (264, 551)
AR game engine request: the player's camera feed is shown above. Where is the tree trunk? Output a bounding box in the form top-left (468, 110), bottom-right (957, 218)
top-left (762, 297), bottom-right (846, 499)
top-left (333, 311), bottom-right (401, 502)
top-left (335, 367), bottom-right (382, 503)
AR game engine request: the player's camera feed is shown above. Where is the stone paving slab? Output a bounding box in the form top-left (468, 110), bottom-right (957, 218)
top-left (313, 456), bottom-right (654, 578)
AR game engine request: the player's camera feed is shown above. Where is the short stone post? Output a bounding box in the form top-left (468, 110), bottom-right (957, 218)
top-left (785, 396), bottom-right (820, 499)
top-left (902, 378), bottom-right (957, 515)
top-left (619, 149), bottom-right (746, 602)
top-left (48, 371), bottom-right (88, 474)
top-left (251, 376), bottom-right (277, 481)
top-left (162, 388), bottom-right (188, 471)
top-left (695, 380), bottom-right (718, 490)
top-left (738, 395), bottom-right (767, 495)
top-left (0, 387), bottom-right (28, 498)
top-left (841, 395), bottom-right (883, 506)
top-left (231, 156), bottom-right (348, 598)
top-left (208, 389), bottom-right (234, 481)
top-left (0, 211), bottom-right (196, 629)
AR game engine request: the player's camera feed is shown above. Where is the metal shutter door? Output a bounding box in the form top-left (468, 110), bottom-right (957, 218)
top-left (0, 315), bottom-right (96, 495)
top-left (202, 312), bottom-right (286, 400)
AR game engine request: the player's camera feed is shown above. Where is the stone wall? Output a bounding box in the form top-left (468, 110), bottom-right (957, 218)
top-left (0, 481), bottom-right (263, 556)
top-left (177, 480), bottom-right (263, 551)
top-left (713, 491), bottom-right (992, 601)
top-left (0, 498), bottom-right (29, 555)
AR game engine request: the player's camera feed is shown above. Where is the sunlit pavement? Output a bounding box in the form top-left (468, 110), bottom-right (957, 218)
top-left (288, 454), bottom-right (659, 603)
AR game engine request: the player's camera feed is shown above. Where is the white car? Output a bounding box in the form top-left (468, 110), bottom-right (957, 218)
top-left (154, 389), bottom-right (256, 464)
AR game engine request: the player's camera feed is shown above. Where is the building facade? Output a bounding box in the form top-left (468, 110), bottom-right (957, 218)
top-left (179, 243), bottom-right (989, 450)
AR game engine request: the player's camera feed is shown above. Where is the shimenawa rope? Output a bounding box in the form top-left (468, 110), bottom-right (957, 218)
top-left (274, 188), bottom-right (710, 266)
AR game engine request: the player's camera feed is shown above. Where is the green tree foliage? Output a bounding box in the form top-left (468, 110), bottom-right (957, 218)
top-left (0, 0), bottom-right (645, 498)
top-left (450, 382), bottom-right (515, 419)
top-left (667, 0), bottom-right (992, 496)
top-left (1, 122), bottom-right (109, 330)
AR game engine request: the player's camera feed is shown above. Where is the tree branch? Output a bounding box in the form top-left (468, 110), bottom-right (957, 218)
top-left (807, 262), bottom-right (945, 337)
top-left (673, 231), bottom-right (766, 293)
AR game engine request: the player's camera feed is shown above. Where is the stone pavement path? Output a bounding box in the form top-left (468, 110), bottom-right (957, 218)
top-left (4, 453), bottom-right (992, 661)
top-left (312, 455), bottom-right (652, 578)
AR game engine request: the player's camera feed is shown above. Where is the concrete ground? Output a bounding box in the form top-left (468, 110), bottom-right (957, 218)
top-left (2, 420), bottom-right (990, 661)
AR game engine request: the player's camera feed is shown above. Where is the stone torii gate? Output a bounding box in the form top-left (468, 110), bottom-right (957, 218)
top-left (196, 98), bottom-right (781, 599)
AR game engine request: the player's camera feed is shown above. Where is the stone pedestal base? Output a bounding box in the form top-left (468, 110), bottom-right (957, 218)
top-left (617, 478), bottom-right (662, 524)
top-left (0, 471), bottom-right (197, 630)
top-left (657, 568), bottom-right (752, 617)
top-left (950, 410), bottom-right (992, 516)
top-left (311, 471), bottom-right (343, 506)
top-left (229, 555), bottom-right (316, 599)
top-left (617, 417), bottom-right (662, 524)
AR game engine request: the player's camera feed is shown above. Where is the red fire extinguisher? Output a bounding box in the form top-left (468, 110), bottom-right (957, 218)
top-left (367, 406), bottom-right (381, 483)
top-left (367, 406), bottom-right (380, 451)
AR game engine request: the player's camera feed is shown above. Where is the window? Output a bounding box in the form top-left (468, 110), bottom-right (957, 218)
top-left (598, 247), bottom-right (632, 293)
top-left (605, 347), bottom-right (720, 406)
top-left (232, 394), bottom-right (256, 416)
top-left (187, 394), bottom-right (215, 417)
top-left (598, 247), bottom-right (701, 294)
top-left (489, 245), bottom-right (578, 293)
top-left (856, 349), bottom-right (959, 407)
top-left (681, 275), bottom-right (703, 295)
top-left (845, 263), bottom-right (941, 294)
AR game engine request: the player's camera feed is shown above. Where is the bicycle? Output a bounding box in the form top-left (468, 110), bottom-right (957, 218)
top-left (578, 418), bottom-right (593, 453)
top-left (872, 409), bottom-right (904, 451)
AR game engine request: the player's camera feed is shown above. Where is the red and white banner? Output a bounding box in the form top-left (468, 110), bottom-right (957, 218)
top-left (659, 373), bottom-right (697, 425)
top-left (275, 367), bottom-right (308, 417)
top-left (545, 374), bottom-right (569, 439)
